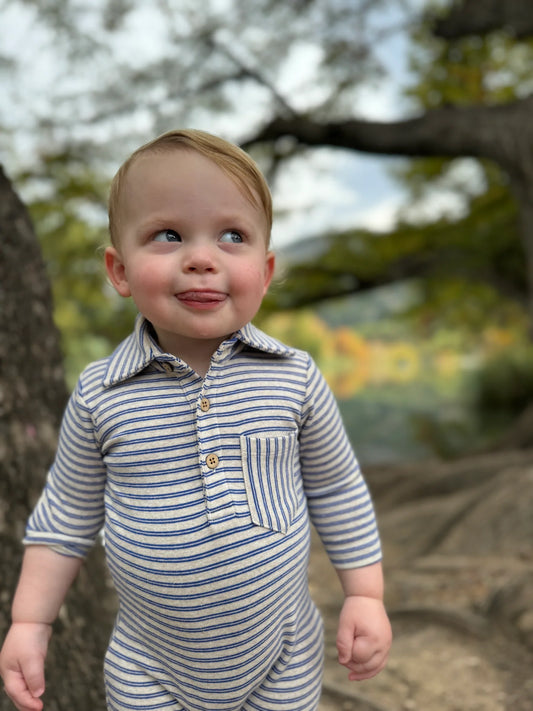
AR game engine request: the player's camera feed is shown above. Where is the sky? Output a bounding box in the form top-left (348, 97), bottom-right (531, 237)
top-left (188, 7), bottom-right (417, 248)
top-left (0, 0), bottom-right (441, 250)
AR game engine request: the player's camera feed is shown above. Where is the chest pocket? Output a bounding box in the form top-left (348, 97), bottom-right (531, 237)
top-left (240, 433), bottom-right (299, 534)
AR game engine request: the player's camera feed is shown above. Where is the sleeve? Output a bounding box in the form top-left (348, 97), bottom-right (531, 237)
top-left (23, 379), bottom-right (107, 558)
top-left (299, 355), bottom-right (382, 570)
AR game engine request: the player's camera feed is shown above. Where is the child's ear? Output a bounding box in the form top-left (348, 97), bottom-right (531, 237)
top-left (262, 251), bottom-right (276, 295)
top-left (105, 246), bottom-right (131, 297)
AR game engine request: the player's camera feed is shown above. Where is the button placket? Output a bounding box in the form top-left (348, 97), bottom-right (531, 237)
top-left (196, 388), bottom-right (233, 521)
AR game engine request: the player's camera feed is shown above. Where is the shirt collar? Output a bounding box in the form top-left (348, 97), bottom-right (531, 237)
top-left (103, 315), bottom-right (294, 388)
top-left (235, 322), bottom-right (295, 357)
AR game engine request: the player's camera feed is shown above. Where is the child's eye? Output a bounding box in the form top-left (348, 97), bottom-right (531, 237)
top-left (153, 229), bottom-right (181, 243)
top-left (220, 230), bottom-right (244, 244)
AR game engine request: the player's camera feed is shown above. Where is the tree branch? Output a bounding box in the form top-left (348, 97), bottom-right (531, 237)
top-left (243, 97), bottom-right (533, 173)
top-left (265, 251), bottom-right (525, 312)
top-left (432, 0), bottom-right (533, 40)
top-left (208, 37), bottom-right (297, 119)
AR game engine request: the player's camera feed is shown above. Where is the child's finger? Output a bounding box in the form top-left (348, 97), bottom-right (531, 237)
top-left (351, 634), bottom-right (376, 663)
top-left (343, 645), bottom-right (389, 681)
top-left (20, 656), bottom-right (45, 700)
top-left (336, 625), bottom-right (356, 664)
top-left (345, 654), bottom-right (387, 681)
top-left (338, 629), bottom-right (375, 666)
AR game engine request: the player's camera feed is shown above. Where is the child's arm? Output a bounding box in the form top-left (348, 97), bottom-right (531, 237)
top-left (0, 546), bottom-right (82, 711)
top-left (335, 561), bottom-right (392, 681)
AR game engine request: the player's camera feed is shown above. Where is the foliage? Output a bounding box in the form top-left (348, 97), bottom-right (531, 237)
top-left (0, 0), bottom-right (428, 381)
top-left (263, 180), bottom-right (527, 337)
top-left (2, 0), bottom-right (533, 388)
top-left (254, 5), bottom-right (533, 336)
top-left (410, 338), bottom-right (533, 457)
top-left (393, 13), bottom-right (533, 333)
top-left (0, 0), bottom-right (406, 170)
top-left (260, 307), bottom-right (475, 401)
top-left (22, 153), bottom-right (137, 385)
top-left (396, 2), bottom-right (533, 224)
top-left (259, 303), bottom-right (532, 458)
top-left (469, 343), bottom-right (533, 424)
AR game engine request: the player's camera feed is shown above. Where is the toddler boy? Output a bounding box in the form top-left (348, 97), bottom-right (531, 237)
top-left (0, 129), bottom-right (391, 711)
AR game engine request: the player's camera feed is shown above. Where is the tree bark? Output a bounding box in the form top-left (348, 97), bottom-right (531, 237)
top-left (510, 177), bottom-right (533, 335)
top-left (0, 165), bottom-right (115, 711)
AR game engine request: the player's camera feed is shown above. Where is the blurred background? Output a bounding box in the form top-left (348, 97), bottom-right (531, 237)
top-left (2, 2), bottom-right (533, 709)
top-left (2, 0), bottom-right (533, 467)
top-left (3, 0), bottom-right (533, 468)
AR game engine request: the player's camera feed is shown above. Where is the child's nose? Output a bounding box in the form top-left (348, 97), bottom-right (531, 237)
top-left (182, 244), bottom-right (217, 273)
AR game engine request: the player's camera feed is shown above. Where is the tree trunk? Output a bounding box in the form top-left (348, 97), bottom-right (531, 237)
top-left (0, 165), bottom-right (115, 711)
top-left (511, 179), bottom-right (533, 336)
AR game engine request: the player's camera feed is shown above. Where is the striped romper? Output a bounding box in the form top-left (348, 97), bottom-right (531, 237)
top-left (25, 316), bottom-right (382, 711)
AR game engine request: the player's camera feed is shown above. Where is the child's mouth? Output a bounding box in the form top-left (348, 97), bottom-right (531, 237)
top-left (177, 290), bottom-right (226, 307)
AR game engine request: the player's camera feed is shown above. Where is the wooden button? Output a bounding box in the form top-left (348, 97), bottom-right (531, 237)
top-left (206, 453), bottom-right (219, 469)
top-left (200, 397), bottom-right (210, 412)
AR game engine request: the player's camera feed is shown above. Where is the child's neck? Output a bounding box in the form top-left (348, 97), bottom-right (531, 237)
top-left (158, 333), bottom-right (231, 378)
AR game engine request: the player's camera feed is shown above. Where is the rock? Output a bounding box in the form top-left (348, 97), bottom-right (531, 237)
top-left (313, 449), bottom-right (533, 711)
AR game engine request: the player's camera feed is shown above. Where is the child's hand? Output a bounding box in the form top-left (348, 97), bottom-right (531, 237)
top-left (0, 622), bottom-right (51, 711)
top-left (336, 595), bottom-right (392, 681)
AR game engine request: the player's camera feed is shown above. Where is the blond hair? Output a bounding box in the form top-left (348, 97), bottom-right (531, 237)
top-left (108, 129), bottom-right (272, 246)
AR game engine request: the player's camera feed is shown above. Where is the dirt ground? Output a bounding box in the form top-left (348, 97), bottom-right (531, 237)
top-left (311, 449), bottom-right (533, 711)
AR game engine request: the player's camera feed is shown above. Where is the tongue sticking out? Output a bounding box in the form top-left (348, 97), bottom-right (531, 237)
top-left (178, 291), bottom-right (225, 303)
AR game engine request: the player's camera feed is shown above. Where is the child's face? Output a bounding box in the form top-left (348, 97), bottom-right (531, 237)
top-left (105, 149), bottom-right (275, 359)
